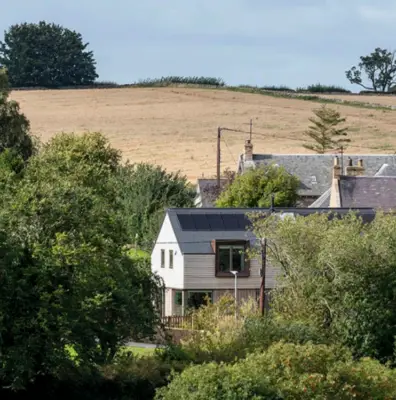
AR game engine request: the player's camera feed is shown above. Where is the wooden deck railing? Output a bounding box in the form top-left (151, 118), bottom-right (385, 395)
top-left (161, 315), bottom-right (194, 329)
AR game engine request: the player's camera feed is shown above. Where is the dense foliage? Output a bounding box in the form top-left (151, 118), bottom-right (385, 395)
top-left (346, 47), bottom-right (396, 92)
top-left (0, 22), bottom-right (98, 87)
top-left (251, 211), bottom-right (396, 363)
top-left (303, 105), bottom-right (350, 153)
top-left (157, 342), bottom-right (396, 400)
top-left (136, 76), bottom-right (225, 87)
top-left (216, 164), bottom-right (300, 208)
top-left (0, 132), bottom-right (162, 389)
top-left (298, 83), bottom-right (350, 93)
top-left (117, 163), bottom-right (195, 250)
top-left (0, 68), bottom-right (35, 159)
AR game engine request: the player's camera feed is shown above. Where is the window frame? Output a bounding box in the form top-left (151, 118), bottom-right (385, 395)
top-left (160, 249), bottom-right (165, 268)
top-left (169, 249), bottom-right (174, 269)
top-left (214, 240), bottom-right (250, 277)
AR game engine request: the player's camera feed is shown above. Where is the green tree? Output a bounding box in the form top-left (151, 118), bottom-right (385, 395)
top-left (215, 164), bottom-right (300, 208)
top-left (117, 163), bottom-right (195, 250)
top-left (251, 211), bottom-right (396, 363)
top-left (0, 132), bottom-right (162, 389)
top-left (346, 48), bottom-right (396, 92)
top-left (0, 68), bottom-right (36, 159)
top-left (0, 21), bottom-right (98, 87)
top-left (303, 105), bottom-right (350, 154)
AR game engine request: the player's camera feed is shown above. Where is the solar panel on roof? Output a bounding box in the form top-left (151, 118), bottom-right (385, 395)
top-left (177, 214), bottom-right (195, 230)
top-left (206, 214), bottom-right (224, 230)
top-left (238, 214), bottom-right (251, 229)
top-left (192, 214), bottom-right (211, 230)
top-left (222, 214), bottom-right (240, 230)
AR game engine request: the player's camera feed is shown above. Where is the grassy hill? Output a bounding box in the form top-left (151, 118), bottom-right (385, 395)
top-left (11, 86), bottom-right (396, 181)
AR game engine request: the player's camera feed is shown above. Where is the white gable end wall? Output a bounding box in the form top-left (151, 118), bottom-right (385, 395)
top-left (151, 214), bottom-right (184, 289)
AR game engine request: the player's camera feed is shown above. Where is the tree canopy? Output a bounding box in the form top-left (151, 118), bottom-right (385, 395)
top-left (216, 164), bottom-right (300, 208)
top-left (251, 211), bottom-right (396, 364)
top-left (0, 68), bottom-right (35, 160)
top-left (0, 21), bottom-right (98, 87)
top-left (117, 163), bottom-right (195, 250)
top-left (303, 105), bottom-right (350, 154)
top-left (346, 47), bottom-right (396, 92)
top-left (0, 132), bottom-right (162, 389)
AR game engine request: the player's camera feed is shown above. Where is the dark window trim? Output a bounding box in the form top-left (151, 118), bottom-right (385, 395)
top-left (214, 240), bottom-right (250, 277)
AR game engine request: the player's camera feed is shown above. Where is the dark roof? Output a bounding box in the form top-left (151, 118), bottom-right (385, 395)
top-left (166, 207), bottom-right (376, 254)
top-left (239, 154), bottom-right (396, 197)
top-left (310, 162), bottom-right (396, 208)
top-left (339, 176), bottom-right (396, 209)
top-left (196, 179), bottom-right (228, 207)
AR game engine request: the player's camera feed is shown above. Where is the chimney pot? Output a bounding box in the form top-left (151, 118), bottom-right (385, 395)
top-left (333, 156), bottom-right (341, 179)
top-left (244, 139), bottom-right (253, 162)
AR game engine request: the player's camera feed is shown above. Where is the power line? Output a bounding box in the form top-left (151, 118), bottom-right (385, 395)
top-left (222, 136), bottom-right (237, 164)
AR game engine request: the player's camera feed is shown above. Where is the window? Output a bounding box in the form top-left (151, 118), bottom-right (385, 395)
top-left (187, 291), bottom-right (212, 309)
top-left (175, 291), bottom-right (182, 306)
top-left (161, 249), bottom-right (165, 268)
top-left (169, 250), bottom-right (174, 269)
top-left (215, 241), bottom-right (249, 277)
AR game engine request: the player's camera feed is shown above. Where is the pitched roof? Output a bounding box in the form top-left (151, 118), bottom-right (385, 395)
top-left (195, 178), bottom-right (228, 207)
top-left (309, 162), bottom-right (396, 208)
top-left (166, 207), bottom-right (376, 254)
top-left (339, 176), bottom-right (396, 209)
top-left (239, 154), bottom-right (396, 197)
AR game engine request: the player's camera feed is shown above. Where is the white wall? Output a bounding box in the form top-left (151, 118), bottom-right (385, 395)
top-left (184, 255), bottom-right (280, 290)
top-left (151, 214), bottom-right (184, 289)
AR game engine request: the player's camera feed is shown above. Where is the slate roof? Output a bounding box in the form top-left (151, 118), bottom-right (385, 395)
top-left (195, 179), bottom-right (228, 207)
top-left (238, 154), bottom-right (396, 197)
top-left (339, 176), bottom-right (396, 209)
top-left (309, 162), bottom-right (396, 208)
top-left (166, 207), bottom-right (376, 254)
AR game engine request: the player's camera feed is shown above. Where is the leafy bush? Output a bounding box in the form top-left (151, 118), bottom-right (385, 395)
top-left (243, 317), bottom-right (329, 352)
top-left (92, 80), bottom-right (120, 88)
top-left (157, 342), bottom-right (396, 399)
top-left (134, 76), bottom-right (225, 87)
top-left (260, 85), bottom-right (294, 92)
top-left (297, 84), bottom-right (350, 93)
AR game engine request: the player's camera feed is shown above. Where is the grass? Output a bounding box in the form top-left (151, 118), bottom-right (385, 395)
top-left (12, 86), bottom-right (396, 181)
top-left (66, 345), bottom-right (157, 361)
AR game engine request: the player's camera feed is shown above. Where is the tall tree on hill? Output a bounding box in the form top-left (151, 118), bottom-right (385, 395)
top-left (346, 48), bottom-right (396, 92)
top-left (0, 21), bottom-right (98, 88)
top-left (303, 105), bottom-right (350, 154)
top-left (0, 68), bottom-right (36, 160)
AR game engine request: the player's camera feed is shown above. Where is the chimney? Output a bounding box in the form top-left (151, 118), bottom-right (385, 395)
top-left (345, 158), bottom-right (365, 177)
top-left (244, 139), bottom-right (253, 162)
top-left (333, 156), bottom-right (341, 179)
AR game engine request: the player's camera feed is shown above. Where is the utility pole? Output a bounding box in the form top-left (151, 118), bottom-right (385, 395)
top-left (249, 119), bottom-right (253, 141)
top-left (340, 146), bottom-right (344, 174)
top-left (217, 127), bottom-right (221, 188)
top-left (259, 194), bottom-right (275, 316)
top-left (259, 238), bottom-right (267, 316)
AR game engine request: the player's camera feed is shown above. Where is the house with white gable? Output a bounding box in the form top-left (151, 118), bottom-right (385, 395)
top-left (151, 207), bottom-right (376, 316)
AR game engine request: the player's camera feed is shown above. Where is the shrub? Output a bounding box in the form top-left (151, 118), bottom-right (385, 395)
top-left (158, 342), bottom-right (396, 399)
top-left (134, 76), bottom-right (225, 87)
top-left (260, 85), bottom-right (294, 92)
top-left (298, 84), bottom-right (350, 93)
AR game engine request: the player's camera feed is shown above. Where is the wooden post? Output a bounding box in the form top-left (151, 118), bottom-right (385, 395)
top-left (217, 127), bottom-right (221, 188)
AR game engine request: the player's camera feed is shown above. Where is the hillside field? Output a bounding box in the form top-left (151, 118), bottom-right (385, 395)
top-left (10, 87), bottom-right (396, 181)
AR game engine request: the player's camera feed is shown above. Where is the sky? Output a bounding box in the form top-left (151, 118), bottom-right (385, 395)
top-left (1, 0), bottom-right (395, 89)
